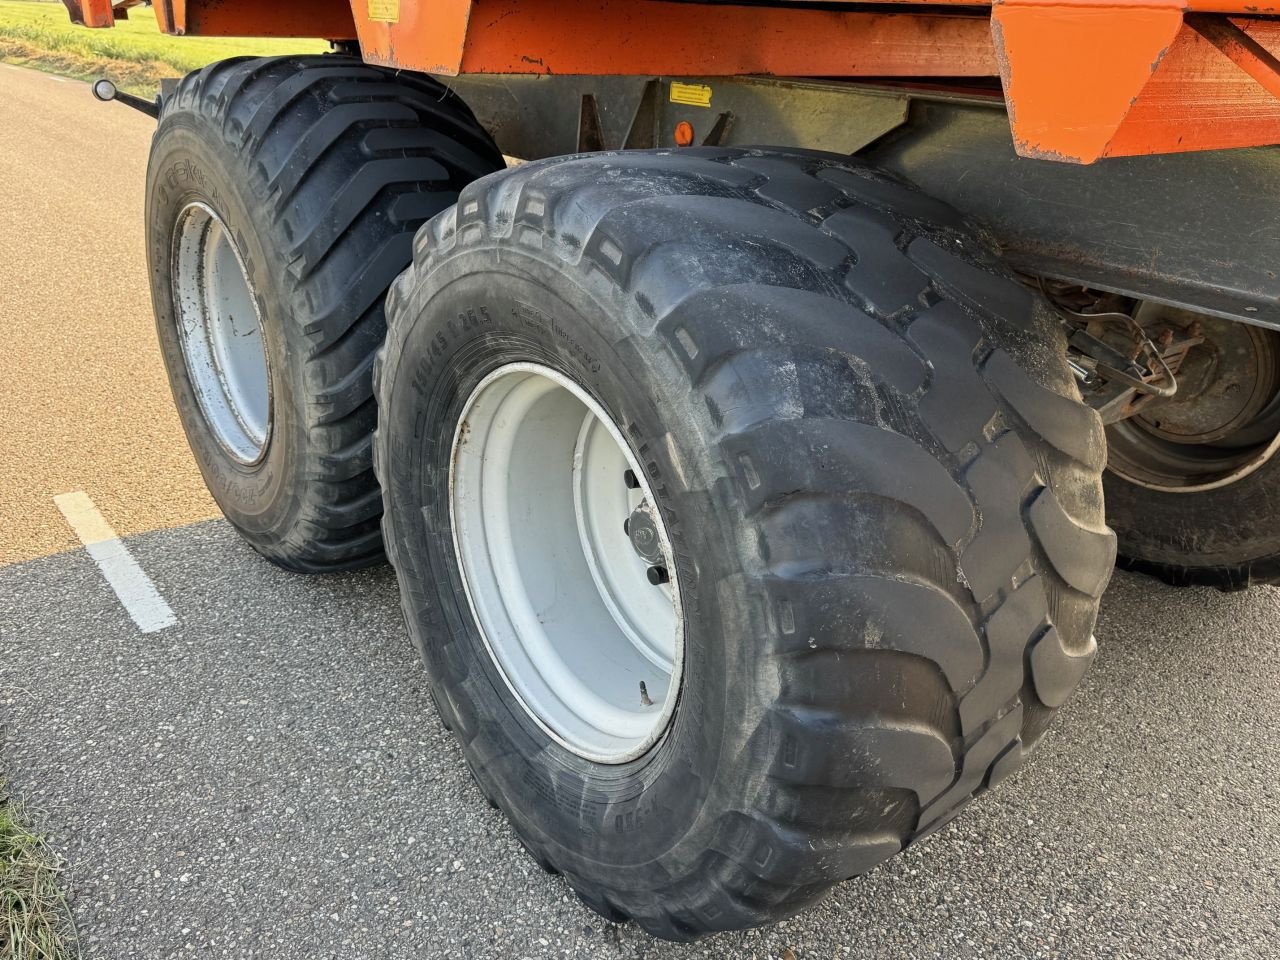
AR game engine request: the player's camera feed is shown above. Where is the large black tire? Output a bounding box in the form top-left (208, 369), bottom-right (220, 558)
top-left (375, 148), bottom-right (1115, 939)
top-left (146, 55), bottom-right (504, 571)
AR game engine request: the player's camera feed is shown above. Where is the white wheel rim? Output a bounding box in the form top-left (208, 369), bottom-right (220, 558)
top-left (449, 363), bottom-right (684, 764)
top-left (172, 202), bottom-right (271, 464)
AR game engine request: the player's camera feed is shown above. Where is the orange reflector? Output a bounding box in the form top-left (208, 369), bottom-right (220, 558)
top-left (674, 121), bottom-right (695, 147)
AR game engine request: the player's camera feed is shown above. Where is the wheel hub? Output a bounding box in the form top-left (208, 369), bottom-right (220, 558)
top-left (448, 363), bottom-right (683, 764)
top-left (625, 501), bottom-right (664, 565)
top-left (1131, 316), bottom-right (1277, 446)
top-left (1107, 307), bottom-right (1280, 492)
top-left (171, 202), bottom-right (271, 464)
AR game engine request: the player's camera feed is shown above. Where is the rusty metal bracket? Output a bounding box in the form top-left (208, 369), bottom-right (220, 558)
top-left (1044, 284), bottom-right (1205, 423)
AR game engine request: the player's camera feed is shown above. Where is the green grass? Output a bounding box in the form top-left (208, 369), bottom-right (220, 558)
top-left (0, 787), bottom-right (73, 960)
top-left (0, 0), bottom-right (326, 96)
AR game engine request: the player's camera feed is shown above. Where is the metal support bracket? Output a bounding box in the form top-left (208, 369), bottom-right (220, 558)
top-left (90, 78), bottom-right (159, 119)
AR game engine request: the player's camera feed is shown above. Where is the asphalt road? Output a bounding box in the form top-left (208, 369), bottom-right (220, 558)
top-left (0, 63), bottom-right (217, 567)
top-left (2, 64), bottom-right (1279, 960)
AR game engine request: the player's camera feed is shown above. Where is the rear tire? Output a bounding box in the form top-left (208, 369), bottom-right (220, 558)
top-left (375, 148), bottom-right (1114, 939)
top-left (145, 56), bottom-right (504, 571)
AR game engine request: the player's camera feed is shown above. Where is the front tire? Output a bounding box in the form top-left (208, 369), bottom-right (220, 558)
top-left (146, 56), bottom-right (504, 571)
top-left (375, 148), bottom-right (1114, 938)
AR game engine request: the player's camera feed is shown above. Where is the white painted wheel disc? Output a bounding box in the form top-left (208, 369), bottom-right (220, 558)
top-left (449, 364), bottom-right (683, 764)
top-left (172, 201), bottom-right (271, 464)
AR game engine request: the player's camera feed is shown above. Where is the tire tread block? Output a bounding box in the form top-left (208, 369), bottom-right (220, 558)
top-left (767, 705), bottom-right (956, 806)
top-left (983, 349), bottom-right (1107, 473)
top-left (822, 206), bottom-right (931, 318)
top-left (817, 166), bottom-right (969, 230)
top-left (1028, 487), bottom-right (1117, 599)
top-left (768, 575), bottom-right (984, 693)
top-left (909, 302), bottom-right (997, 453)
top-left (723, 419), bottom-right (976, 548)
top-left (919, 704), bottom-right (1023, 831)
top-left (958, 576), bottom-right (1049, 735)
top-left (1030, 627), bottom-right (1097, 708)
top-left (907, 236), bottom-right (1036, 326)
top-left (658, 284), bottom-right (928, 396)
top-left (712, 811), bottom-right (902, 887)
top-left (958, 432), bottom-right (1040, 602)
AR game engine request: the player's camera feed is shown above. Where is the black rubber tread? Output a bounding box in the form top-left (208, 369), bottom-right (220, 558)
top-left (375, 147), bottom-right (1113, 938)
top-left (1115, 551), bottom-right (1280, 591)
top-left (153, 55), bottom-right (503, 571)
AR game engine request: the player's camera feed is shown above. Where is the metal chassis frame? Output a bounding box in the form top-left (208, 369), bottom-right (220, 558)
top-left (445, 73), bottom-right (1280, 329)
top-left (61, 0), bottom-right (1280, 164)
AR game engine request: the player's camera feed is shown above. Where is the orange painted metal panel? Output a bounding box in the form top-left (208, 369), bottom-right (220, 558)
top-left (344, 0), bottom-right (1280, 61)
top-left (62, 0), bottom-right (1280, 162)
top-left (1105, 19), bottom-right (1280, 156)
top-left (59, 0), bottom-right (115, 28)
top-left (346, 0), bottom-right (1280, 160)
top-left (992, 1), bottom-right (1187, 161)
top-left (994, 1), bottom-right (1280, 161)
top-left (1188, 15), bottom-right (1280, 100)
top-left (160, 0), bottom-right (356, 38)
top-left (358, 0), bottom-right (999, 78)
top-left (698, 0), bottom-right (1279, 9)
top-left (356, 0), bottom-right (473, 76)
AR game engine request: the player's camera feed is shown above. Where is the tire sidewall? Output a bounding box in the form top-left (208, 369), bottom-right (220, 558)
top-left (1105, 456), bottom-right (1280, 569)
top-left (146, 117), bottom-right (307, 541)
top-left (381, 249), bottom-right (763, 883)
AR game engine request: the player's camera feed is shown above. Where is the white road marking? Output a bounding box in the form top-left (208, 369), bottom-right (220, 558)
top-left (53, 491), bottom-right (177, 633)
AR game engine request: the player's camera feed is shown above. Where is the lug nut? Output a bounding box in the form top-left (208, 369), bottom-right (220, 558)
top-left (647, 565), bottom-right (669, 585)
top-left (624, 468), bottom-right (641, 489)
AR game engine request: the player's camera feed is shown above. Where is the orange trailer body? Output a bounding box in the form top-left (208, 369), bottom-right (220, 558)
top-left (59, 0), bottom-right (1280, 162)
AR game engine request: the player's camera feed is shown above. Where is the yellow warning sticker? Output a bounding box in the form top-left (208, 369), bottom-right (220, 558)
top-left (669, 82), bottom-right (713, 109)
top-left (368, 0), bottom-right (400, 23)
